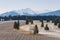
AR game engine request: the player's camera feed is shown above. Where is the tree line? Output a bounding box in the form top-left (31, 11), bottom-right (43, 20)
top-left (0, 15), bottom-right (60, 21)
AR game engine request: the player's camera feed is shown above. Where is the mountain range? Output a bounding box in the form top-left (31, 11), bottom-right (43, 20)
top-left (40, 10), bottom-right (60, 16)
top-left (0, 8), bottom-right (60, 17)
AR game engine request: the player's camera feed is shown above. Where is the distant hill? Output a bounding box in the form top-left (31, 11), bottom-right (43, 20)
top-left (40, 10), bottom-right (60, 16)
top-left (0, 8), bottom-right (37, 17)
top-left (0, 8), bottom-right (60, 17)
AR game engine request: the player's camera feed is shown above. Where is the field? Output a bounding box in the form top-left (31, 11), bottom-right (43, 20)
top-left (0, 20), bottom-right (60, 40)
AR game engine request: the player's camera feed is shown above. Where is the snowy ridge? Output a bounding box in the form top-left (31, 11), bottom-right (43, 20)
top-left (0, 8), bottom-right (60, 16)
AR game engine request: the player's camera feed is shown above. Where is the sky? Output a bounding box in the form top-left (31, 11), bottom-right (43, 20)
top-left (0, 0), bottom-right (60, 14)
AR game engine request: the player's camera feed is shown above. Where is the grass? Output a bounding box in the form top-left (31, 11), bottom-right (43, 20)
top-left (0, 20), bottom-right (60, 40)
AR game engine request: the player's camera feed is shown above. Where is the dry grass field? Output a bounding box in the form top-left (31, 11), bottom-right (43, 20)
top-left (0, 20), bottom-right (60, 40)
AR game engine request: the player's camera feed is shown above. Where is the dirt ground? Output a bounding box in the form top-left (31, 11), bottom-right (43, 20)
top-left (0, 20), bottom-right (60, 40)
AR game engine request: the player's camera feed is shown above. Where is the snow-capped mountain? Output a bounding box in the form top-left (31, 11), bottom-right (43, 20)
top-left (0, 11), bottom-right (20, 17)
top-left (0, 8), bottom-right (37, 17)
top-left (16, 8), bottom-right (37, 16)
top-left (40, 10), bottom-right (60, 16)
top-left (0, 8), bottom-right (60, 17)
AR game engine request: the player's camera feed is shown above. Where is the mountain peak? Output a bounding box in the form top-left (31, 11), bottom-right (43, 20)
top-left (16, 8), bottom-right (37, 16)
top-left (20, 8), bottom-right (34, 12)
top-left (0, 8), bottom-right (37, 17)
top-left (23, 8), bottom-right (32, 11)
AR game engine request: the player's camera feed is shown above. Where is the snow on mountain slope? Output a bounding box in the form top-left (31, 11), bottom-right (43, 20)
top-left (0, 11), bottom-right (20, 17)
top-left (0, 8), bottom-right (37, 17)
top-left (40, 10), bottom-right (60, 16)
top-left (16, 8), bottom-right (37, 16)
top-left (0, 8), bottom-right (60, 17)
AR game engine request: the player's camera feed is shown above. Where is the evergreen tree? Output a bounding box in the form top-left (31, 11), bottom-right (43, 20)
top-left (45, 24), bottom-right (49, 30)
top-left (26, 17), bottom-right (29, 24)
top-left (13, 20), bottom-right (20, 30)
top-left (41, 20), bottom-right (44, 27)
top-left (9, 15), bottom-right (12, 20)
top-left (54, 21), bottom-right (57, 25)
top-left (17, 20), bottom-right (20, 30)
top-left (26, 19), bottom-right (29, 24)
top-left (54, 18), bottom-right (58, 25)
top-left (31, 19), bottom-right (33, 24)
top-left (14, 22), bottom-right (17, 29)
top-left (40, 19), bottom-right (43, 22)
top-left (58, 23), bottom-right (60, 28)
top-left (34, 25), bottom-right (38, 34)
top-left (46, 20), bottom-right (50, 22)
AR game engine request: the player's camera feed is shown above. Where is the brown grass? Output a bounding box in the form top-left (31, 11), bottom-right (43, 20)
top-left (0, 20), bottom-right (60, 40)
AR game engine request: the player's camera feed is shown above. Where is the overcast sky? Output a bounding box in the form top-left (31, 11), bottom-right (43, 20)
top-left (0, 0), bottom-right (60, 13)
